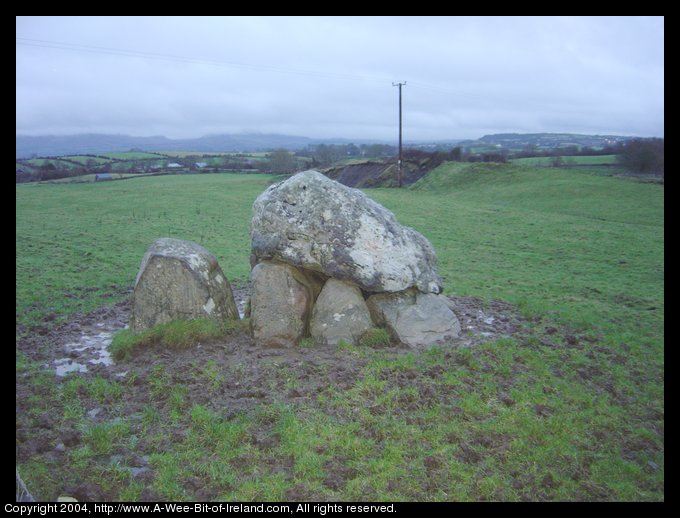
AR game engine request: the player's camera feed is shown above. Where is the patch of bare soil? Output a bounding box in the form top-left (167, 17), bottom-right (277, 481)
top-left (15, 291), bottom-right (527, 501)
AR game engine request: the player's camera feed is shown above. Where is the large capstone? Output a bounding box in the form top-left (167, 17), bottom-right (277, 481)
top-left (250, 170), bottom-right (443, 294)
top-left (130, 238), bottom-right (238, 333)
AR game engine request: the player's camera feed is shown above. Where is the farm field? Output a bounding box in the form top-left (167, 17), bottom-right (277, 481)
top-left (510, 155), bottom-right (619, 167)
top-left (16, 150), bottom-right (278, 184)
top-left (16, 165), bottom-right (664, 501)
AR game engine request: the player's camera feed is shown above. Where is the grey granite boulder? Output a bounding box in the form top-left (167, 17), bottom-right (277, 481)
top-left (250, 170), bottom-right (443, 294)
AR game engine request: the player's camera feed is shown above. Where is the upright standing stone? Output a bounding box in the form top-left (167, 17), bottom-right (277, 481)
top-left (367, 289), bottom-right (461, 348)
top-left (130, 238), bottom-right (238, 333)
top-left (310, 279), bottom-right (373, 346)
top-left (249, 261), bottom-right (317, 347)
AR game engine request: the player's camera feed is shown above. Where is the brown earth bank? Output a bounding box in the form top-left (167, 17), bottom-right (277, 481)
top-left (321, 157), bottom-right (441, 188)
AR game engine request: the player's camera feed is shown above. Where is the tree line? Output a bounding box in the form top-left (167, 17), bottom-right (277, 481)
top-left (616, 138), bottom-right (664, 176)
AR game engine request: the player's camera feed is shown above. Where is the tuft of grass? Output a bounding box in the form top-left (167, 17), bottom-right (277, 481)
top-left (359, 328), bottom-right (391, 348)
top-left (148, 365), bottom-right (171, 400)
top-left (298, 337), bottom-right (317, 348)
top-left (87, 376), bottom-right (123, 404)
top-left (82, 419), bottom-right (131, 455)
top-left (200, 359), bottom-right (226, 391)
top-left (109, 318), bottom-right (239, 360)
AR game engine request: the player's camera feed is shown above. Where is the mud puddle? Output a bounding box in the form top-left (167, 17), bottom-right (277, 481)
top-left (16, 298), bottom-right (131, 379)
top-left (53, 325), bottom-right (118, 376)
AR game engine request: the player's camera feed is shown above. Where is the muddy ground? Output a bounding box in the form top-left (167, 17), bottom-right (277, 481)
top-left (17, 288), bottom-right (525, 386)
top-left (16, 288), bottom-right (529, 501)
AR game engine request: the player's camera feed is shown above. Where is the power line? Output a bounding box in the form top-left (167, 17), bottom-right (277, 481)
top-left (16, 37), bottom-right (391, 85)
top-left (17, 37), bottom-right (470, 96)
top-left (17, 36), bottom-right (484, 115)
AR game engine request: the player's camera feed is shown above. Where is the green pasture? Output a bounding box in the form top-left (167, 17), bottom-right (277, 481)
top-left (16, 174), bottom-right (262, 329)
top-left (44, 173), bottom-right (151, 184)
top-left (100, 151), bottom-right (165, 160)
top-left (60, 156), bottom-right (116, 165)
top-left (23, 158), bottom-right (82, 170)
top-left (510, 155), bottom-right (619, 167)
top-left (388, 162), bottom-right (663, 332)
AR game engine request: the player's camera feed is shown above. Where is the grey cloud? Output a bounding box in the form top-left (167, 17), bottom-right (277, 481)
top-left (16, 16), bottom-right (664, 140)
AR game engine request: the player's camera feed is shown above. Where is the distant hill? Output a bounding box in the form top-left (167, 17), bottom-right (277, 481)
top-left (16, 131), bottom-right (640, 159)
top-left (15, 133), bottom-right (373, 159)
top-left (458, 133), bottom-right (635, 152)
top-left (16, 134), bottom-right (172, 158)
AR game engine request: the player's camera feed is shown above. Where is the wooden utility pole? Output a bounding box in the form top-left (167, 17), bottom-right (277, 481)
top-left (392, 81), bottom-right (406, 187)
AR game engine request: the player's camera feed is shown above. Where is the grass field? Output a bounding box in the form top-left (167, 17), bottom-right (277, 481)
top-left (393, 162), bottom-right (663, 332)
top-left (510, 155), bottom-right (619, 167)
top-left (60, 155), bottom-right (115, 165)
top-left (99, 151), bottom-right (166, 160)
top-left (16, 175), bottom-right (262, 331)
top-left (16, 164), bottom-right (664, 501)
top-left (45, 173), bottom-right (152, 184)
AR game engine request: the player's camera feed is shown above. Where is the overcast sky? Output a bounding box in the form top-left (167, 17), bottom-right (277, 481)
top-left (16, 16), bottom-right (664, 141)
